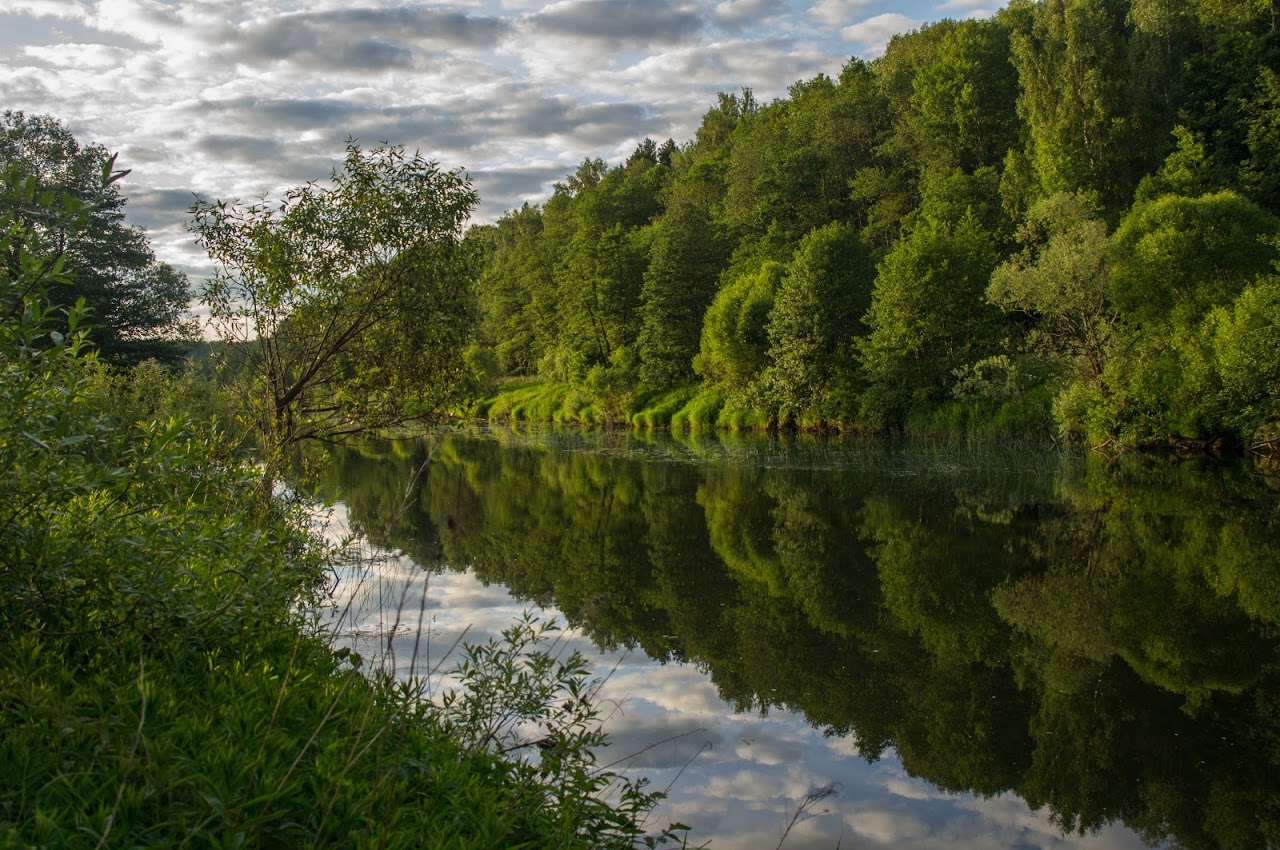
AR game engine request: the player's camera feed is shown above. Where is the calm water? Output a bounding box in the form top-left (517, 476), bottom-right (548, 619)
top-left (312, 425), bottom-right (1280, 849)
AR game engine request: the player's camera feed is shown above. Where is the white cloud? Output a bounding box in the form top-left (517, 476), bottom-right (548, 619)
top-left (935, 0), bottom-right (997, 18)
top-left (840, 11), bottom-right (922, 56)
top-left (808, 0), bottom-right (874, 26)
top-left (0, 0), bottom-right (93, 18)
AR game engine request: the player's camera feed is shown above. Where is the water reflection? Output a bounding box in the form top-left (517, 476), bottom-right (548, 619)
top-left (313, 426), bottom-right (1280, 849)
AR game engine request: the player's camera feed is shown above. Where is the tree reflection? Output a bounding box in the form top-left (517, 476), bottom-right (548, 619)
top-left (313, 430), bottom-right (1280, 849)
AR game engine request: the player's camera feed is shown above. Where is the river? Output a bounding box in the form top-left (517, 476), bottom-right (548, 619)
top-left (310, 425), bottom-right (1280, 849)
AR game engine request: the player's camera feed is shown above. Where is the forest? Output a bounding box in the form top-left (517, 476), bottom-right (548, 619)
top-left (465, 0), bottom-right (1280, 450)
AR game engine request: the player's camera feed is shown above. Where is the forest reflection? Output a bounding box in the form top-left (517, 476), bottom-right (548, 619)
top-left (314, 427), bottom-right (1280, 849)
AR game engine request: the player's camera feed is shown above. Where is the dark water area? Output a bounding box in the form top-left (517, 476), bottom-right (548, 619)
top-left (314, 425), bottom-right (1280, 849)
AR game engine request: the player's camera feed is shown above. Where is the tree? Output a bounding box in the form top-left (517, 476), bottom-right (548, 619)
top-left (859, 212), bottom-right (1002, 427)
top-left (1210, 275), bottom-right (1280, 443)
top-left (897, 17), bottom-right (1021, 175)
top-left (636, 198), bottom-right (729, 388)
top-left (190, 141), bottom-right (478, 451)
top-left (0, 111), bottom-right (193, 362)
top-left (1109, 190), bottom-right (1279, 326)
top-left (988, 193), bottom-right (1114, 379)
top-left (1004, 0), bottom-right (1167, 217)
top-left (756, 222), bottom-right (875, 423)
top-left (695, 260), bottom-right (783, 395)
top-left (1104, 190), bottom-right (1280, 440)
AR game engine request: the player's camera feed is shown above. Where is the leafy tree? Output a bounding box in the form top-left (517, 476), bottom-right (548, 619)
top-left (1004, 0), bottom-right (1167, 217)
top-left (472, 204), bottom-right (555, 375)
top-left (756, 222), bottom-right (875, 423)
top-left (191, 141), bottom-right (478, 452)
top-left (1209, 275), bottom-right (1280, 442)
top-left (0, 111), bottom-right (193, 362)
top-left (723, 66), bottom-right (884, 245)
top-left (897, 17), bottom-right (1021, 176)
top-left (1109, 189), bottom-right (1279, 326)
top-left (694, 260), bottom-right (783, 396)
top-left (988, 193), bottom-right (1114, 379)
top-left (859, 212), bottom-right (1003, 427)
top-left (636, 198), bottom-right (729, 388)
top-left (1241, 66), bottom-right (1280, 208)
top-left (1103, 190), bottom-right (1280, 441)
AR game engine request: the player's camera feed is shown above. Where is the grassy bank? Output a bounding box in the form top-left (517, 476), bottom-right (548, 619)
top-left (1, 227), bottom-right (674, 849)
top-left (474, 378), bottom-right (1055, 441)
top-left (0, 368), bottom-right (675, 848)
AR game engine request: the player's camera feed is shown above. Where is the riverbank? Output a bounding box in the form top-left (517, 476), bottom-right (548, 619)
top-left (468, 377), bottom-right (1061, 445)
top-left (468, 378), bottom-right (1280, 456)
top-left (0, 399), bottom-right (673, 848)
top-left (0, 354), bottom-right (673, 850)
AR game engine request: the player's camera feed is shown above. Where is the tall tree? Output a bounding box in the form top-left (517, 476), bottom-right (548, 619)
top-left (756, 223), bottom-right (875, 423)
top-left (1004, 0), bottom-right (1166, 216)
top-left (191, 141), bottom-right (478, 451)
top-left (0, 111), bottom-right (193, 362)
top-left (636, 199), bottom-right (729, 388)
top-left (859, 212), bottom-right (1003, 427)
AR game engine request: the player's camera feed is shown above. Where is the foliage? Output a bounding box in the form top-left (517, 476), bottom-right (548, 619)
top-left (988, 192), bottom-right (1114, 387)
top-left (859, 212), bottom-right (1002, 428)
top-left (694, 260), bottom-right (782, 395)
top-left (0, 166), bottom-right (680, 850)
top-left (434, 615), bottom-right (687, 849)
top-left (1104, 190), bottom-right (1280, 441)
top-left (461, 0), bottom-right (1280, 446)
top-left (1, 111), bottom-right (194, 363)
top-left (191, 141), bottom-right (479, 452)
top-left (636, 199), bottom-right (729, 389)
top-left (1210, 275), bottom-right (1280, 442)
top-left (754, 222), bottom-right (875, 424)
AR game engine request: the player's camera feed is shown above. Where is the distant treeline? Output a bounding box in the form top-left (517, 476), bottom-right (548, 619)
top-left (465, 0), bottom-right (1280, 449)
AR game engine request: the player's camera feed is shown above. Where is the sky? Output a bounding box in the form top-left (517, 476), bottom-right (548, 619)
top-left (0, 0), bottom-right (998, 285)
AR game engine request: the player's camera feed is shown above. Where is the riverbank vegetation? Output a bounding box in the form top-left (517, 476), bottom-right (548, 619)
top-left (0, 137), bottom-right (678, 848)
top-left (466, 1), bottom-right (1280, 451)
top-left (7, 0), bottom-right (1280, 835)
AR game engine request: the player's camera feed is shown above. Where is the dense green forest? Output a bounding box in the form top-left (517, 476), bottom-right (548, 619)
top-left (466, 0), bottom-right (1280, 450)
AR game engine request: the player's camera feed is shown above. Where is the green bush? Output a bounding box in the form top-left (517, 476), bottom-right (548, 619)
top-left (670, 386), bottom-right (725, 432)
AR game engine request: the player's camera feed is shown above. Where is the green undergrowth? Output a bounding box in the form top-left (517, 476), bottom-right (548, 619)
top-left (631, 385), bottom-right (698, 428)
top-left (903, 386), bottom-right (1058, 442)
top-left (1, 182), bottom-right (680, 848)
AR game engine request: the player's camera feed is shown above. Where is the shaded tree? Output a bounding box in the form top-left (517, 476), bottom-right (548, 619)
top-left (636, 199), bottom-right (729, 388)
top-left (859, 212), bottom-right (1003, 427)
top-left (756, 222), bottom-right (875, 423)
top-left (0, 111), bottom-right (193, 362)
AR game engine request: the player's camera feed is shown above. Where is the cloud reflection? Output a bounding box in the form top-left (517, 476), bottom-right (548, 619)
top-left (319, 505), bottom-right (1153, 849)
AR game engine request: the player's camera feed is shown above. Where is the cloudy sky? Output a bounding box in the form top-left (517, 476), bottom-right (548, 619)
top-left (0, 0), bottom-right (996, 282)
